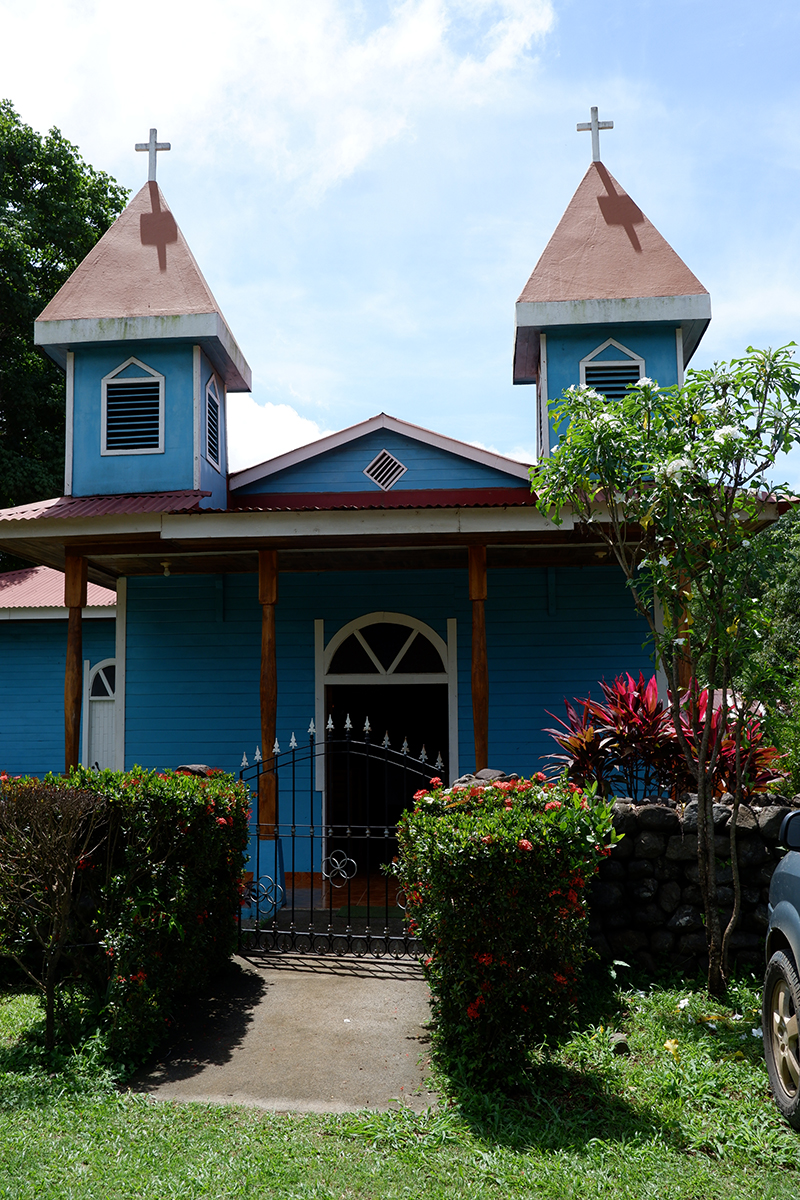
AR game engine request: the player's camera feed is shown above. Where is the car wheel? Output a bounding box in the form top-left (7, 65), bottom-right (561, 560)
top-left (763, 950), bottom-right (800, 1129)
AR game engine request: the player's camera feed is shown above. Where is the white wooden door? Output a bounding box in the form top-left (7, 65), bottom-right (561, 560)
top-left (88, 661), bottom-right (116, 770)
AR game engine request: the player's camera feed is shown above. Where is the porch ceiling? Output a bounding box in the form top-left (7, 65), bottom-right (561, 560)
top-left (0, 531), bottom-right (629, 583)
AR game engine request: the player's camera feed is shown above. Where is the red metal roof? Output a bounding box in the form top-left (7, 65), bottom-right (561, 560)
top-left (0, 566), bottom-right (115, 609)
top-left (227, 487), bottom-right (537, 513)
top-left (0, 491), bottom-right (210, 522)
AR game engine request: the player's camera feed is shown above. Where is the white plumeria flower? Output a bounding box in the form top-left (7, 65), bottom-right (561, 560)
top-left (713, 425), bottom-right (741, 443)
top-left (637, 377), bottom-right (659, 390)
top-left (665, 457), bottom-right (690, 482)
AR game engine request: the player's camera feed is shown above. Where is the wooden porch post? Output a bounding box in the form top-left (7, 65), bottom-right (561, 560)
top-left (469, 545), bottom-right (489, 772)
top-left (64, 554), bottom-right (87, 773)
top-left (259, 550), bottom-right (278, 838)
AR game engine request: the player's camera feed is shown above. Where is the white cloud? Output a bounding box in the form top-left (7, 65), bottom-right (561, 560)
top-left (469, 438), bottom-right (536, 464)
top-left (1, 0), bottom-right (554, 198)
top-left (226, 395), bottom-right (332, 473)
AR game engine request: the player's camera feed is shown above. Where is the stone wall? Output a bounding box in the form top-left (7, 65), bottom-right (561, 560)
top-left (588, 795), bottom-right (800, 975)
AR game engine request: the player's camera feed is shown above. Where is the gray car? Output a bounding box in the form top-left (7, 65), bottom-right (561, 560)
top-left (763, 811), bottom-right (800, 1127)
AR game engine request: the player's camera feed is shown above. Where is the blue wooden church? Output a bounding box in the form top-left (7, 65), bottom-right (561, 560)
top-left (0, 115), bottom-right (711, 922)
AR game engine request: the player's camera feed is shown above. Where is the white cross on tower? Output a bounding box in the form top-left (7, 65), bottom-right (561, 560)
top-left (135, 128), bottom-right (171, 182)
top-left (577, 106), bottom-right (613, 163)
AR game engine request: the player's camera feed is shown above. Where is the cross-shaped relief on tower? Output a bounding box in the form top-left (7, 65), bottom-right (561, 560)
top-left (595, 165), bottom-right (645, 253)
top-left (139, 183), bottom-right (178, 271)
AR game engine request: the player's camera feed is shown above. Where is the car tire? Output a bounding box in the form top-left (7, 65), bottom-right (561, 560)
top-left (763, 950), bottom-right (800, 1129)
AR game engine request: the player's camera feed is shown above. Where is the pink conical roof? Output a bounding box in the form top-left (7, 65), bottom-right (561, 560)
top-left (518, 162), bottom-right (708, 304)
top-left (37, 182), bottom-right (222, 321)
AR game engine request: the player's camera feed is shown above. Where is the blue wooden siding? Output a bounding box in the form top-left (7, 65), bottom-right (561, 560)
top-left (124, 567), bottom-right (652, 877)
top-left (546, 323), bottom-right (680, 447)
top-left (0, 619), bottom-right (116, 777)
top-left (232, 429), bottom-right (529, 496)
top-left (124, 566), bottom-right (653, 778)
top-left (72, 342), bottom-right (195, 497)
top-left (199, 350), bottom-right (228, 509)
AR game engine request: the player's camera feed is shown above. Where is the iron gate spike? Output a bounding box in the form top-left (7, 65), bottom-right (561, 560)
top-left (241, 752), bottom-right (249, 768)
top-left (254, 745), bottom-right (262, 763)
top-left (289, 733), bottom-right (297, 749)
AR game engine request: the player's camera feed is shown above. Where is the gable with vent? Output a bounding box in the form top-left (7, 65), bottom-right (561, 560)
top-left (231, 423), bottom-right (530, 499)
top-left (101, 356), bottom-right (164, 456)
top-left (579, 338), bottom-right (644, 400)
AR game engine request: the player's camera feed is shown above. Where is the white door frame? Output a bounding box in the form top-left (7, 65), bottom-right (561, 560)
top-left (313, 612), bottom-right (458, 791)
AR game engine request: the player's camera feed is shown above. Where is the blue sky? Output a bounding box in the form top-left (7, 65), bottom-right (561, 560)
top-left (4, 0), bottom-right (800, 477)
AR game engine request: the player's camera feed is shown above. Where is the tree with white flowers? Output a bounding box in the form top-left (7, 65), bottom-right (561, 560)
top-left (534, 346), bottom-right (800, 996)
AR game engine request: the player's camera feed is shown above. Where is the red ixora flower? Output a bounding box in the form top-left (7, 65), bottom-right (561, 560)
top-left (475, 952), bottom-right (493, 966)
top-left (413, 789), bottom-right (428, 801)
top-left (466, 996), bottom-right (485, 1020)
top-left (216, 817), bottom-right (228, 826)
top-left (428, 776), bottom-right (442, 787)
top-left (517, 839), bottom-right (533, 852)
top-left (544, 800), bottom-right (562, 811)
top-left (533, 772), bottom-right (547, 783)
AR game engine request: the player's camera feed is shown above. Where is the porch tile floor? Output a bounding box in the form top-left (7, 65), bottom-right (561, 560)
top-left (131, 952), bottom-right (435, 1113)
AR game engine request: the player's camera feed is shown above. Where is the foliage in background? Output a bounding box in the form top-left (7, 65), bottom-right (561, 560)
top-left (0, 768), bottom-right (249, 1063)
top-left (0, 100), bottom-right (127, 565)
top-left (392, 774), bottom-right (616, 1087)
top-left (545, 671), bottom-right (784, 802)
top-left (733, 508), bottom-right (800, 792)
top-left (534, 347), bottom-right (800, 996)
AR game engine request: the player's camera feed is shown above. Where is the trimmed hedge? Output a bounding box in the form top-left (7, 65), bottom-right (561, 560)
top-left (0, 767), bottom-right (250, 1063)
top-left (393, 773), bottom-right (617, 1086)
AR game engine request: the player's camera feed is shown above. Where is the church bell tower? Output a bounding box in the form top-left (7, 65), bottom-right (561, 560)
top-left (33, 130), bottom-right (251, 508)
top-left (514, 108), bottom-right (711, 459)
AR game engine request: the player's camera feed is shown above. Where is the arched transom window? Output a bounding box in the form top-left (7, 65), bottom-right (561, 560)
top-left (324, 612), bottom-right (448, 683)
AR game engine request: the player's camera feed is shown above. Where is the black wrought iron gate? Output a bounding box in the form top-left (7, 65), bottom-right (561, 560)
top-left (238, 723), bottom-right (442, 957)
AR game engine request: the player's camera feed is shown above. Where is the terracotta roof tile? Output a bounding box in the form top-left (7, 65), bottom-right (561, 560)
top-left (518, 162), bottom-right (708, 304)
top-left (37, 183), bottom-right (221, 322)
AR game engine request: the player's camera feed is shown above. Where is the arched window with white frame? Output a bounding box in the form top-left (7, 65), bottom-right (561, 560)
top-left (81, 658), bottom-right (116, 770)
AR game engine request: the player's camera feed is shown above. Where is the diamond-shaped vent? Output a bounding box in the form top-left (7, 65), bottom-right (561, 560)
top-left (363, 448), bottom-right (407, 491)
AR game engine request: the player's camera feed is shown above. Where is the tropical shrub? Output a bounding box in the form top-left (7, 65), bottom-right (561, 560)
top-left (393, 774), bottom-right (616, 1087)
top-left (545, 672), bottom-right (784, 801)
top-left (0, 767), bottom-right (250, 1062)
top-left (0, 779), bottom-right (109, 1049)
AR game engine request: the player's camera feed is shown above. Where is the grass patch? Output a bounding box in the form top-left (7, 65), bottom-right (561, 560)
top-left (1, 974), bottom-right (799, 1198)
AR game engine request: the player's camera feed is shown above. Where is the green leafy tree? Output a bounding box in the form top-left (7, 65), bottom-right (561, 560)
top-left (0, 100), bottom-right (127, 564)
top-left (534, 347), bottom-right (800, 997)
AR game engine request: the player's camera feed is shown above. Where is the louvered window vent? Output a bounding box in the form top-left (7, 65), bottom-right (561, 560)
top-left (363, 449), bottom-right (407, 490)
top-left (207, 381), bottom-right (220, 466)
top-left (105, 380), bottom-right (161, 450)
top-left (584, 363), bottom-right (642, 401)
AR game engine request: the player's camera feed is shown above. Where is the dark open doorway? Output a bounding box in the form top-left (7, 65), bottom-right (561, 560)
top-left (324, 682), bottom-right (448, 874)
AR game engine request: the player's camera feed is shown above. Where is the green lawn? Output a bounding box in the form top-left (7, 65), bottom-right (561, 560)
top-left (1, 976), bottom-right (798, 1199)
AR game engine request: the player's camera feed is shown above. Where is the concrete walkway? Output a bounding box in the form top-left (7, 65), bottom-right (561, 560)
top-left (131, 953), bottom-right (436, 1113)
